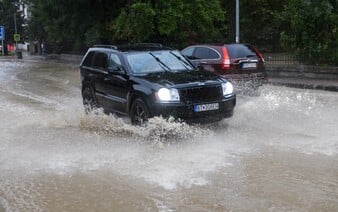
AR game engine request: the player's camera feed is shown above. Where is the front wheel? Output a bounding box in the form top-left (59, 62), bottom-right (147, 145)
top-left (130, 98), bottom-right (151, 125)
top-left (82, 87), bottom-right (98, 114)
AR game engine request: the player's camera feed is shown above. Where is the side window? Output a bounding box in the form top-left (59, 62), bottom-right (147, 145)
top-left (82, 51), bottom-right (94, 66)
top-left (194, 47), bottom-right (209, 59)
top-left (92, 52), bottom-right (108, 69)
top-left (181, 47), bottom-right (195, 59)
top-left (208, 49), bottom-right (220, 59)
top-left (108, 53), bottom-right (122, 70)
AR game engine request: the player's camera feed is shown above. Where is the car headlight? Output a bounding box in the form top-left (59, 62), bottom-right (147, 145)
top-left (156, 88), bottom-right (180, 101)
top-left (222, 82), bottom-right (234, 96)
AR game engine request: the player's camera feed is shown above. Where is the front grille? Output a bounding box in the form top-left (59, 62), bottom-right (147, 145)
top-left (179, 85), bottom-right (223, 103)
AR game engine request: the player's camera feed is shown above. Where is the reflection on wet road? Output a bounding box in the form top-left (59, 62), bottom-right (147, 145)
top-left (0, 59), bottom-right (337, 211)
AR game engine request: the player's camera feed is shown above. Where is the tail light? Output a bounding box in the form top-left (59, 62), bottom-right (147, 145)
top-left (252, 46), bottom-right (265, 63)
top-left (221, 47), bottom-right (230, 70)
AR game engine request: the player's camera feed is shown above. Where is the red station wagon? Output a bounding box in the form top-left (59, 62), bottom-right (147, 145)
top-left (182, 43), bottom-right (267, 91)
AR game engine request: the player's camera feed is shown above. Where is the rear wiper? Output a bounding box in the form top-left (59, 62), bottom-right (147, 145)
top-left (169, 51), bottom-right (194, 70)
top-left (246, 54), bottom-right (257, 58)
top-left (149, 52), bottom-right (171, 72)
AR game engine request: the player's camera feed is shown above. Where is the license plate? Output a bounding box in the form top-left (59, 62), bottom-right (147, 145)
top-left (242, 63), bottom-right (257, 69)
top-left (194, 103), bottom-right (219, 112)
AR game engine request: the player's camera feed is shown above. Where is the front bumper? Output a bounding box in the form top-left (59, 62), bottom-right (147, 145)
top-left (150, 95), bottom-right (236, 123)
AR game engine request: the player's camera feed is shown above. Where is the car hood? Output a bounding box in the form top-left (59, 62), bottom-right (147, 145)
top-left (138, 70), bottom-right (224, 88)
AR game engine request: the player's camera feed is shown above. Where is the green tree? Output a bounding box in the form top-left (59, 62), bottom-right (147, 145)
top-left (28, 0), bottom-right (227, 51)
top-left (0, 0), bottom-right (25, 45)
top-left (112, 0), bottom-right (227, 48)
top-left (113, 2), bottom-right (156, 42)
top-left (239, 0), bottom-right (287, 51)
top-left (280, 0), bottom-right (338, 64)
top-left (28, 0), bottom-right (125, 53)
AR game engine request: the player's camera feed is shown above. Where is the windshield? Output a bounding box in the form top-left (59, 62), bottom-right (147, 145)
top-left (126, 50), bottom-right (194, 74)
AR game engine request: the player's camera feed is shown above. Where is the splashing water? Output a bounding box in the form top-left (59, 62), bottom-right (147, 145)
top-left (1, 60), bottom-right (338, 211)
top-left (79, 109), bottom-right (212, 146)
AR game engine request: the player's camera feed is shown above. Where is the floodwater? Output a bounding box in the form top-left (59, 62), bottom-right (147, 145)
top-left (0, 59), bottom-right (337, 211)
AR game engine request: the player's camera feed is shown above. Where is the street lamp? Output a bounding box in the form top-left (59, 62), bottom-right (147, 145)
top-left (13, 9), bottom-right (22, 59)
top-left (14, 12), bottom-right (17, 50)
top-left (235, 0), bottom-right (240, 43)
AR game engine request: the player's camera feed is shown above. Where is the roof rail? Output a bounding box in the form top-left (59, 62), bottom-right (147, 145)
top-left (92, 43), bottom-right (168, 52)
top-left (93, 45), bottom-right (118, 49)
top-left (132, 43), bottom-right (163, 48)
top-left (116, 43), bottom-right (168, 52)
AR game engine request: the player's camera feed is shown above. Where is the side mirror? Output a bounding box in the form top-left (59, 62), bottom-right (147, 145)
top-left (197, 65), bottom-right (205, 71)
top-left (194, 61), bottom-right (206, 69)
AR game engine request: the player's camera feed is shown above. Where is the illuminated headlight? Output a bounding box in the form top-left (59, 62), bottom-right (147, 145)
top-left (156, 88), bottom-right (180, 101)
top-left (222, 82), bottom-right (234, 96)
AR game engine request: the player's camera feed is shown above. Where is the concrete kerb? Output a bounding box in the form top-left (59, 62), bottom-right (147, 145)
top-left (266, 64), bottom-right (338, 91)
top-left (268, 77), bottom-right (338, 92)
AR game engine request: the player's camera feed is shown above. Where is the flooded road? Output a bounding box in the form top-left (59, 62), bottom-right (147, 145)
top-left (0, 59), bottom-right (337, 211)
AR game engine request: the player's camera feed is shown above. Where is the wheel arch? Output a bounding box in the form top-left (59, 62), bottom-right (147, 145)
top-left (81, 83), bottom-right (98, 103)
top-left (81, 80), bottom-right (96, 94)
top-left (127, 91), bottom-right (153, 117)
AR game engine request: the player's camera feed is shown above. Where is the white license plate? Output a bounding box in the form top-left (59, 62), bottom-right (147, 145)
top-left (242, 63), bottom-right (257, 69)
top-left (194, 103), bottom-right (219, 112)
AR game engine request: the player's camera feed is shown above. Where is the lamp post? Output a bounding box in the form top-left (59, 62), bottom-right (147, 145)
top-left (13, 9), bottom-right (22, 59)
top-left (14, 12), bottom-right (17, 50)
top-left (235, 0), bottom-right (240, 43)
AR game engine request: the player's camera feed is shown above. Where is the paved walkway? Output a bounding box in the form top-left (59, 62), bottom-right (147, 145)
top-left (268, 77), bottom-right (338, 92)
top-left (1, 51), bottom-right (337, 92)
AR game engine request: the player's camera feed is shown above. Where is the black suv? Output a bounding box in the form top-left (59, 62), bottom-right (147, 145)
top-left (182, 44), bottom-right (267, 90)
top-left (80, 43), bottom-right (236, 125)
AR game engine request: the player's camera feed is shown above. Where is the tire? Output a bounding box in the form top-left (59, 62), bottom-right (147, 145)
top-left (130, 98), bottom-right (150, 125)
top-left (82, 86), bottom-right (98, 114)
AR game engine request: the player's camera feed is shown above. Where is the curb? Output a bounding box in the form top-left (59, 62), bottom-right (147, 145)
top-left (268, 78), bottom-right (338, 92)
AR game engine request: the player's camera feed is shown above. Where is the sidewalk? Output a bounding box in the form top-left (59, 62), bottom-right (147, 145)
top-left (268, 77), bottom-right (338, 92)
top-left (0, 51), bottom-right (82, 64)
top-left (1, 51), bottom-right (337, 92)
top-left (0, 51), bottom-right (46, 62)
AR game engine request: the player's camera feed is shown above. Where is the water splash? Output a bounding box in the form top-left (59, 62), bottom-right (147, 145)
top-left (230, 85), bottom-right (338, 156)
top-left (79, 110), bottom-right (211, 146)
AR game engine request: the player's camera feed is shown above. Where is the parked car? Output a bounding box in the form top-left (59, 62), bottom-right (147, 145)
top-left (181, 43), bottom-right (267, 91)
top-left (80, 43), bottom-right (236, 125)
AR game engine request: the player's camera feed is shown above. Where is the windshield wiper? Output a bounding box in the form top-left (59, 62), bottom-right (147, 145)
top-left (169, 51), bottom-right (194, 70)
top-left (149, 52), bottom-right (171, 72)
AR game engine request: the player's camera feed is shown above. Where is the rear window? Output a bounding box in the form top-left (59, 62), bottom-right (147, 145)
top-left (226, 44), bottom-right (258, 59)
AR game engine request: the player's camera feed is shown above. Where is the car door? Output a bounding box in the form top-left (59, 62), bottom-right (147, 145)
top-left (101, 53), bottom-right (130, 115)
top-left (89, 51), bottom-right (109, 107)
top-left (195, 47), bottom-right (222, 72)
